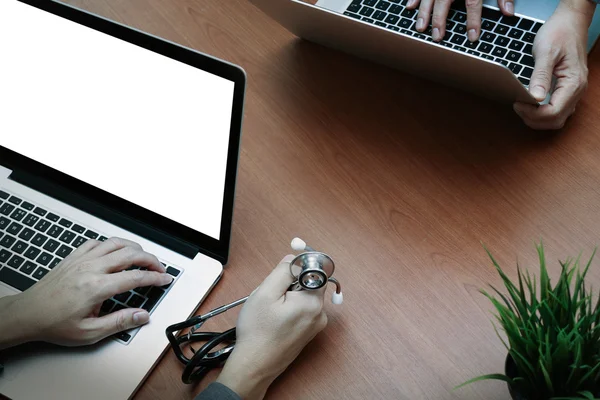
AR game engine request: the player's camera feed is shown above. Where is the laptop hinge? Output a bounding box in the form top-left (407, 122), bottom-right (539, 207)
top-left (9, 170), bottom-right (199, 259)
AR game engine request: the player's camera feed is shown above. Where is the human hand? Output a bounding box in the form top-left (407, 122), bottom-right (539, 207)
top-left (216, 255), bottom-right (328, 400)
top-left (10, 237), bottom-right (172, 347)
top-left (513, 2), bottom-right (591, 130)
top-left (407, 0), bottom-right (513, 42)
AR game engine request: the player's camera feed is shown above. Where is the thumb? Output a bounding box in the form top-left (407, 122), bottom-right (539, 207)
top-left (255, 254), bottom-right (296, 300)
top-left (529, 48), bottom-right (558, 102)
top-left (88, 309), bottom-right (150, 341)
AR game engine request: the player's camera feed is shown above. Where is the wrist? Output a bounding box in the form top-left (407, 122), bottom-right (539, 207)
top-left (558, 0), bottom-right (596, 24)
top-left (0, 294), bottom-right (39, 350)
top-left (216, 354), bottom-right (276, 400)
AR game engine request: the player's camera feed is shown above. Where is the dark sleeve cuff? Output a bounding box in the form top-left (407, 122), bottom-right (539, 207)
top-left (195, 382), bottom-right (242, 400)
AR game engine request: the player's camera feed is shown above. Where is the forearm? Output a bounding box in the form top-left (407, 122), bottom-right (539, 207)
top-left (0, 294), bottom-right (36, 351)
top-left (215, 353), bottom-right (275, 400)
top-left (559, 0), bottom-right (596, 26)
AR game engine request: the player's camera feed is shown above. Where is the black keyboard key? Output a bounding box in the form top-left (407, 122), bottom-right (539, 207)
top-left (32, 233), bottom-right (48, 247)
top-left (7, 222), bottom-right (23, 236)
top-left (8, 196), bottom-right (22, 206)
top-left (375, 20), bottom-right (387, 27)
top-left (414, 33), bottom-right (426, 40)
top-left (388, 25), bottom-right (400, 31)
top-left (523, 32), bottom-right (535, 43)
top-left (481, 32), bottom-right (496, 43)
top-left (478, 42), bottom-right (493, 54)
top-left (524, 43), bottom-right (533, 55)
top-left (71, 224), bottom-right (86, 234)
top-left (84, 230), bottom-right (99, 239)
top-left (56, 245), bottom-right (72, 258)
top-left (344, 11), bottom-right (361, 19)
top-left (492, 47), bottom-right (507, 58)
top-left (0, 217), bottom-right (9, 230)
top-left (113, 304), bottom-right (126, 313)
top-left (508, 40), bottom-right (524, 51)
top-left (166, 266), bottom-right (181, 277)
top-left (520, 55), bottom-right (534, 67)
top-left (8, 255), bottom-right (25, 269)
top-left (359, 6), bottom-right (375, 16)
top-left (72, 236), bottom-right (87, 248)
top-left (127, 294), bottom-right (145, 308)
top-left (59, 231), bottom-right (76, 245)
top-left (455, 46), bottom-right (467, 52)
top-left (100, 299), bottom-right (116, 315)
top-left (18, 228), bottom-right (35, 241)
top-left (147, 286), bottom-right (165, 301)
top-left (33, 207), bottom-right (47, 217)
top-left (134, 286), bottom-right (151, 296)
top-left (451, 35), bottom-right (466, 46)
top-left (20, 261), bottom-right (36, 275)
top-left (508, 28), bottom-right (523, 40)
top-left (34, 219), bottom-right (51, 233)
top-left (518, 77), bottom-right (530, 85)
top-left (375, 0), bottom-right (391, 10)
top-left (521, 66), bottom-right (533, 79)
top-left (11, 241), bottom-right (27, 255)
top-left (494, 24), bottom-right (509, 35)
top-left (373, 10), bottom-right (386, 20)
top-left (0, 235), bottom-right (16, 249)
top-left (509, 63), bottom-right (523, 74)
top-left (467, 50), bottom-right (481, 57)
top-left (454, 24), bottom-right (466, 35)
top-left (453, 11), bottom-right (466, 23)
top-left (389, 4), bottom-right (402, 14)
top-left (443, 31), bottom-right (452, 41)
top-left (464, 40), bottom-right (478, 49)
top-left (116, 332), bottom-right (131, 342)
top-left (483, 54), bottom-right (494, 60)
top-left (21, 202), bottom-right (34, 211)
top-left (446, 20), bottom-right (456, 31)
top-left (532, 22), bottom-right (543, 33)
top-left (364, 0), bottom-right (377, 5)
top-left (49, 258), bottom-right (62, 269)
top-left (114, 291), bottom-right (131, 303)
top-left (385, 14), bottom-right (400, 24)
top-left (58, 218), bottom-right (72, 228)
top-left (401, 8), bottom-right (416, 18)
top-left (0, 203), bottom-right (15, 216)
top-left (43, 239), bottom-right (60, 252)
top-left (481, 7), bottom-right (502, 21)
top-left (507, 51), bottom-right (522, 63)
top-left (398, 18), bottom-right (411, 28)
top-left (494, 36), bottom-right (510, 47)
top-left (98, 236), bottom-right (108, 242)
top-left (9, 209), bottom-right (26, 222)
top-left (32, 267), bottom-right (49, 280)
top-left (0, 249), bottom-right (10, 263)
top-left (24, 247), bottom-right (41, 260)
top-left (482, 20), bottom-right (496, 31)
top-left (0, 191), bottom-right (8, 200)
top-left (36, 252), bottom-right (53, 266)
top-left (46, 213), bottom-right (60, 222)
top-left (47, 225), bottom-right (63, 238)
top-left (500, 15), bottom-right (519, 26)
top-left (0, 267), bottom-right (35, 291)
top-left (517, 19), bottom-right (534, 31)
top-left (347, 1), bottom-right (361, 13)
top-left (23, 214), bottom-right (39, 227)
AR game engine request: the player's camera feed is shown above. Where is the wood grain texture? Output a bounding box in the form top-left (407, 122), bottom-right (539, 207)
top-left (59, 0), bottom-right (600, 398)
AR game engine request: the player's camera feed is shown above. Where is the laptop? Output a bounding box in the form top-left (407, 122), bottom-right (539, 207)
top-left (250, 0), bottom-right (600, 104)
top-left (0, 0), bottom-right (245, 399)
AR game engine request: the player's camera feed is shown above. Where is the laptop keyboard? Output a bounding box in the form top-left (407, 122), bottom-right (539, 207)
top-left (0, 189), bottom-right (182, 344)
top-left (343, 0), bottom-right (542, 86)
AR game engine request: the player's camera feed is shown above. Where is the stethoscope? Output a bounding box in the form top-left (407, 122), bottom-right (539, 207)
top-left (165, 238), bottom-right (343, 384)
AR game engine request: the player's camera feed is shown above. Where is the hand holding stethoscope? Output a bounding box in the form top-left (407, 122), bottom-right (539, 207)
top-left (166, 238), bottom-right (343, 384)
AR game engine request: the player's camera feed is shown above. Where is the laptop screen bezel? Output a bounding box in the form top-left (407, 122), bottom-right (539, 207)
top-left (1, 0), bottom-right (246, 264)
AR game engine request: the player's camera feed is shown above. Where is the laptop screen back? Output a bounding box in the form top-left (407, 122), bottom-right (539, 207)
top-left (0, 0), bottom-right (235, 241)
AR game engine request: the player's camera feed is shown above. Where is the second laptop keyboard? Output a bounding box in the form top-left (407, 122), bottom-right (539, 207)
top-left (343, 0), bottom-right (542, 86)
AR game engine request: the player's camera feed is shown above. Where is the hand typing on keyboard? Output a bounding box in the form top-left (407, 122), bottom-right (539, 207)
top-left (406, 0), bottom-right (513, 42)
top-left (513, 0), bottom-right (594, 130)
top-left (0, 237), bottom-right (172, 349)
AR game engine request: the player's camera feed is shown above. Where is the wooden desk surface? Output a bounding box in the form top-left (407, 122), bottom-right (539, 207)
top-left (62, 1), bottom-right (600, 398)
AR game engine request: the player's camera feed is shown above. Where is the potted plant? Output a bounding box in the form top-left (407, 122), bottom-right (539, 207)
top-left (456, 244), bottom-right (600, 400)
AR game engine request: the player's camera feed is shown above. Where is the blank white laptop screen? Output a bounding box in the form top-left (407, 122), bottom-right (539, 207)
top-left (0, 0), bottom-right (235, 240)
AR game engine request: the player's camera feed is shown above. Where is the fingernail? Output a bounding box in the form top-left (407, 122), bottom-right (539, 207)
top-left (505, 1), bottom-right (514, 14)
top-left (468, 29), bottom-right (478, 42)
top-left (280, 254), bottom-right (295, 264)
top-left (407, 0), bottom-right (414, 7)
top-left (432, 27), bottom-right (441, 41)
top-left (416, 18), bottom-right (424, 31)
top-left (161, 273), bottom-right (173, 284)
top-left (531, 86), bottom-right (546, 100)
top-left (133, 311), bottom-right (149, 325)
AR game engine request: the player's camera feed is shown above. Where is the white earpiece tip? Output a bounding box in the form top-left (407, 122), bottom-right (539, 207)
top-left (332, 292), bottom-right (343, 305)
top-left (291, 237), bottom-right (306, 252)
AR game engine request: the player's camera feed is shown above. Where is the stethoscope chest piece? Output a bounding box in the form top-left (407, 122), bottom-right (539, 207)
top-left (290, 252), bottom-right (335, 290)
